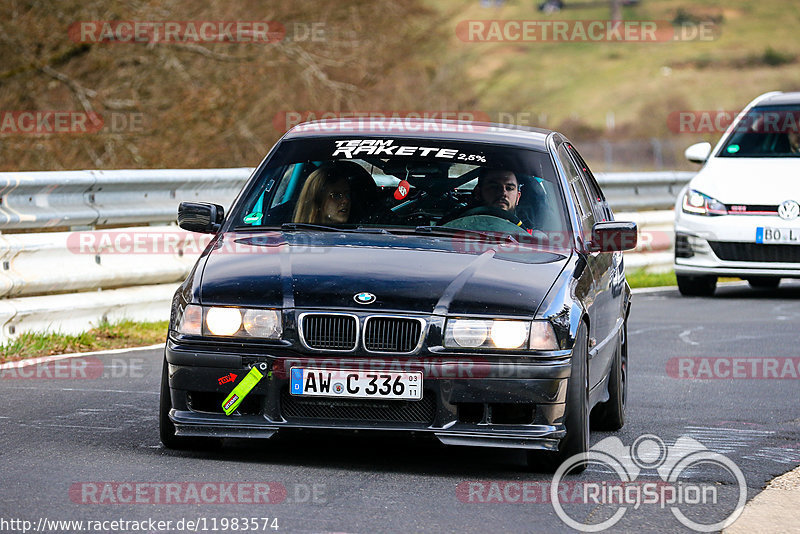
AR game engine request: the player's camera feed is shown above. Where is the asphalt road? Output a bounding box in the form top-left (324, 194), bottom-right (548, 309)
top-left (1, 281), bottom-right (799, 534)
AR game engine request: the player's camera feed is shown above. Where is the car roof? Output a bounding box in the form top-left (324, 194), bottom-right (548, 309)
top-left (283, 118), bottom-right (554, 151)
top-left (753, 91), bottom-right (800, 107)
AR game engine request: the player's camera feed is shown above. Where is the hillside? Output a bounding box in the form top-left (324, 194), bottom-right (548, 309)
top-left (0, 0), bottom-right (468, 170)
top-left (0, 0), bottom-right (799, 171)
top-left (427, 0), bottom-right (800, 168)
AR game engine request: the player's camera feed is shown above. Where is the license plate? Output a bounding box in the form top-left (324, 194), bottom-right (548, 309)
top-left (756, 227), bottom-right (800, 244)
top-left (289, 368), bottom-right (422, 400)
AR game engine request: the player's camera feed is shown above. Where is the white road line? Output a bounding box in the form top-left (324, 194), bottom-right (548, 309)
top-left (0, 386), bottom-right (158, 394)
top-left (679, 327), bottom-right (703, 346)
top-left (20, 423), bottom-right (117, 431)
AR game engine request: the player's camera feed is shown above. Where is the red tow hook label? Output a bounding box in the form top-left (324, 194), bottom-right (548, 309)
top-left (218, 372), bottom-right (238, 385)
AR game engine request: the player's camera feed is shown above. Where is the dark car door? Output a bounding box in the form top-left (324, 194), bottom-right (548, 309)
top-left (566, 145), bottom-right (622, 390)
top-left (556, 144), bottom-right (602, 389)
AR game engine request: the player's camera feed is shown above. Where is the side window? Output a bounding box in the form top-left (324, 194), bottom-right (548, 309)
top-left (557, 144), bottom-right (595, 241)
top-left (568, 147), bottom-right (611, 222)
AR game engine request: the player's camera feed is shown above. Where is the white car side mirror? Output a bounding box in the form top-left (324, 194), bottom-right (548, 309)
top-left (684, 142), bottom-right (712, 164)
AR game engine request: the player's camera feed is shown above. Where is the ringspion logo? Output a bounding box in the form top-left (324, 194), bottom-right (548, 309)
top-left (551, 434), bottom-right (746, 532)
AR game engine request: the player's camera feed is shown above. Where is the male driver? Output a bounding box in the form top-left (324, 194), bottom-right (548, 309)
top-left (438, 167), bottom-right (529, 229)
top-left (474, 168), bottom-right (521, 213)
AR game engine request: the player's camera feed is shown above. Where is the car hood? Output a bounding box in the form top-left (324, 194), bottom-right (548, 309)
top-left (692, 157), bottom-right (800, 204)
top-left (199, 232), bottom-right (570, 317)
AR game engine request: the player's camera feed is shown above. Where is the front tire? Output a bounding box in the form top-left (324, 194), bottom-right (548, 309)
top-left (677, 274), bottom-right (717, 296)
top-left (528, 322), bottom-right (590, 472)
top-left (591, 320), bottom-right (627, 431)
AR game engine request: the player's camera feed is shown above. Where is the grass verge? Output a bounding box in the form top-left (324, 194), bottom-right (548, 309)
top-left (626, 269), bottom-right (678, 288)
top-left (0, 319), bottom-right (168, 364)
top-left (626, 269), bottom-right (740, 289)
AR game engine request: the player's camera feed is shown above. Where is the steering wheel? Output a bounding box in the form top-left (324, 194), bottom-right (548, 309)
top-left (452, 205), bottom-right (524, 227)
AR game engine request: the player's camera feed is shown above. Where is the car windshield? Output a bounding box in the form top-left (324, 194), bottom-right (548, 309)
top-left (719, 105), bottom-right (800, 157)
top-left (230, 137), bottom-right (569, 242)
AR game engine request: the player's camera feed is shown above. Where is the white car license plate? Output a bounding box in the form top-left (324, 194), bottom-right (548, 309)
top-left (756, 227), bottom-right (800, 244)
top-left (289, 368), bottom-right (422, 400)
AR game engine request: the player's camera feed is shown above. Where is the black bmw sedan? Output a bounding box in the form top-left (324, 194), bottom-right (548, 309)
top-left (161, 119), bottom-right (637, 470)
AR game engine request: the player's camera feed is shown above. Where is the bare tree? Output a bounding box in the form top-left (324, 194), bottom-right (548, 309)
top-left (610, 0), bottom-right (622, 22)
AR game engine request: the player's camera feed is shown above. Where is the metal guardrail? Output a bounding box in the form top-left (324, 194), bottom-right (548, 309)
top-left (0, 168), bottom-right (687, 342)
top-left (596, 171), bottom-right (693, 211)
top-left (0, 168), bottom-right (692, 230)
top-left (0, 168), bottom-right (252, 229)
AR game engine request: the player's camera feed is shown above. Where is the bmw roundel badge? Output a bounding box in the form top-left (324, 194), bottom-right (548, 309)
top-left (354, 292), bottom-right (376, 304)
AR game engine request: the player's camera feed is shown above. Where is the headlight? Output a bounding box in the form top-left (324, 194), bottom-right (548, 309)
top-left (682, 189), bottom-right (727, 216)
top-left (242, 309), bottom-right (282, 338)
top-left (449, 319), bottom-right (489, 347)
top-left (445, 318), bottom-right (556, 351)
top-left (490, 321), bottom-right (529, 349)
top-left (206, 307), bottom-right (242, 336)
top-left (176, 304), bottom-right (282, 339)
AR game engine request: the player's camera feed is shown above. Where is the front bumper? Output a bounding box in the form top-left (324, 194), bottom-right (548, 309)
top-left (165, 339), bottom-right (572, 451)
top-left (674, 212), bottom-right (800, 278)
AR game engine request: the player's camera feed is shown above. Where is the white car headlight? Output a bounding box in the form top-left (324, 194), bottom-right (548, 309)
top-left (242, 309), bottom-right (282, 338)
top-left (206, 307), bottom-right (243, 336)
top-left (682, 189), bottom-right (727, 216)
top-left (449, 319), bottom-right (489, 347)
top-left (445, 318), bottom-right (556, 351)
top-left (176, 304), bottom-right (283, 339)
top-left (490, 321), bottom-right (529, 349)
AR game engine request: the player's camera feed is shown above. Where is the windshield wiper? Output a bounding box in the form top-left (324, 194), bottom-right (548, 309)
top-left (413, 225), bottom-right (519, 243)
top-left (280, 223), bottom-right (350, 232)
top-left (354, 226), bottom-right (391, 234)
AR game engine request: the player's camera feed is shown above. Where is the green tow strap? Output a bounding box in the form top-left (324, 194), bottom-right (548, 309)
top-left (222, 367), bottom-right (264, 415)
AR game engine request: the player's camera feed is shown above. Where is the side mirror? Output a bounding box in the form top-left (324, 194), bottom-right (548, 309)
top-left (178, 202), bottom-right (224, 234)
top-left (684, 142), bottom-right (712, 164)
top-left (588, 221), bottom-right (638, 252)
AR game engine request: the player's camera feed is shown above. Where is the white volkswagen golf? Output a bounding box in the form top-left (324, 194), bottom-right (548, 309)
top-left (674, 91), bottom-right (800, 296)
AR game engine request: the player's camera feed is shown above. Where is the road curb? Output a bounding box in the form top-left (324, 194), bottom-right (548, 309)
top-left (724, 465), bottom-right (800, 533)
